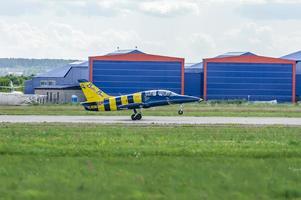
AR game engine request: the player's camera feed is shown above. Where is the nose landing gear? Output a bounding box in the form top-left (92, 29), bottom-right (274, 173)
top-left (131, 108), bottom-right (142, 120)
top-left (178, 104), bottom-right (184, 115)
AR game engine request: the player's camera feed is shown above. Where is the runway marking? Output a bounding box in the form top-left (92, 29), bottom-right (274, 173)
top-left (1, 115), bottom-right (301, 126)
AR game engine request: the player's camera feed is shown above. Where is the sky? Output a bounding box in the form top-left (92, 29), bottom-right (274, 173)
top-left (0, 0), bottom-right (301, 62)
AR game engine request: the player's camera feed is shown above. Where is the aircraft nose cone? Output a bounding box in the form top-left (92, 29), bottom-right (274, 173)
top-left (188, 96), bottom-right (202, 102)
top-left (171, 95), bottom-right (201, 103)
top-left (191, 96), bottom-right (201, 101)
top-left (195, 97), bottom-right (203, 102)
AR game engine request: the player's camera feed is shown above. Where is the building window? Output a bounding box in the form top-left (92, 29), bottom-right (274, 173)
top-left (48, 80), bottom-right (56, 86)
top-left (40, 80), bottom-right (56, 86)
top-left (57, 92), bottom-right (60, 103)
top-left (41, 81), bottom-right (47, 86)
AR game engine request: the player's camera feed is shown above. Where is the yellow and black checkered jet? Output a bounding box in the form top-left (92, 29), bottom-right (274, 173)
top-left (78, 80), bottom-right (201, 120)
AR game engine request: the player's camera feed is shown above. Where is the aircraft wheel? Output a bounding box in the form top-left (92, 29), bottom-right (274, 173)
top-left (136, 113), bottom-right (142, 120)
top-left (178, 110), bottom-right (184, 115)
top-left (131, 113), bottom-right (142, 120)
top-left (131, 114), bottom-right (137, 120)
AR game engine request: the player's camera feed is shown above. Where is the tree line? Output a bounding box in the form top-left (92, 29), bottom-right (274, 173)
top-left (0, 58), bottom-right (76, 68)
top-left (0, 75), bottom-right (33, 92)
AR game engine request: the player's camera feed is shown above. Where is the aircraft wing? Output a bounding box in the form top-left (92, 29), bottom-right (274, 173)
top-left (0, 86), bottom-right (23, 88)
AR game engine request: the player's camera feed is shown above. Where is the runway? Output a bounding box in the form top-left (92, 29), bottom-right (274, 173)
top-left (1, 115), bottom-right (301, 126)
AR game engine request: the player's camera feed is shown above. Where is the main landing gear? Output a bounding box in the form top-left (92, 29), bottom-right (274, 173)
top-left (178, 104), bottom-right (184, 115)
top-left (131, 109), bottom-right (142, 121)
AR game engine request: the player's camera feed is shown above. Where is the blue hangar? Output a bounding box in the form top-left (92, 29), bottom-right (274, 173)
top-left (202, 52), bottom-right (296, 103)
top-left (89, 49), bottom-right (185, 96)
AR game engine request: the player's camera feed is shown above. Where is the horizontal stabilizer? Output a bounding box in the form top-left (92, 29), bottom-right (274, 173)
top-left (78, 79), bottom-right (89, 83)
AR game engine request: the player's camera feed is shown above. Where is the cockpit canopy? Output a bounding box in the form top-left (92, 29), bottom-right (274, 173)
top-left (145, 90), bottom-right (178, 97)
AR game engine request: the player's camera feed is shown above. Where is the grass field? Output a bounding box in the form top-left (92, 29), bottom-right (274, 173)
top-left (2, 103), bottom-right (301, 117)
top-left (0, 123), bottom-right (300, 199)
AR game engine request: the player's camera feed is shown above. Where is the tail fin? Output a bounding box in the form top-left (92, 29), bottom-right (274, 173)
top-left (78, 79), bottom-right (112, 102)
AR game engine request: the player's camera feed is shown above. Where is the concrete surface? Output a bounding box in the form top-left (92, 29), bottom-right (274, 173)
top-left (1, 115), bottom-right (301, 126)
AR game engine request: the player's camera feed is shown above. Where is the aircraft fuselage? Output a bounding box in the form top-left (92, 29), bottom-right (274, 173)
top-left (82, 90), bottom-right (200, 112)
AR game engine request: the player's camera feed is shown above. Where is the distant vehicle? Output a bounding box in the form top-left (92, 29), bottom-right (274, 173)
top-left (78, 80), bottom-right (201, 120)
top-left (0, 81), bottom-right (46, 105)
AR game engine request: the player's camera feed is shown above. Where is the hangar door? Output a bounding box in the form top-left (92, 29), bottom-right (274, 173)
top-left (184, 68), bottom-right (203, 97)
top-left (206, 63), bottom-right (293, 102)
top-left (92, 60), bottom-right (182, 96)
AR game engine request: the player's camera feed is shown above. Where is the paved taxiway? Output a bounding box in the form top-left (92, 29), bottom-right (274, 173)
top-left (1, 115), bottom-right (301, 126)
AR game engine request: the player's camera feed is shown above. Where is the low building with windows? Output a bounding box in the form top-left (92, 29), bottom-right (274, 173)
top-left (24, 61), bottom-right (88, 103)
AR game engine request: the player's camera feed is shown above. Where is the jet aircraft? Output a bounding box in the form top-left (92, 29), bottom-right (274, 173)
top-left (0, 81), bottom-right (46, 105)
top-left (78, 80), bottom-right (201, 120)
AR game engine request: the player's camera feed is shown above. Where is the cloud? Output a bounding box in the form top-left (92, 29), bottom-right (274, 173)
top-left (0, 0), bottom-right (300, 61)
top-left (0, 0), bottom-right (45, 16)
top-left (223, 23), bottom-right (273, 52)
top-left (238, 2), bottom-right (301, 20)
top-left (53, 0), bottom-right (133, 17)
top-left (0, 0), bottom-right (133, 17)
top-left (178, 21), bottom-right (301, 61)
top-left (138, 0), bottom-right (200, 17)
top-left (53, 0), bottom-right (202, 18)
top-left (222, 22), bottom-right (301, 56)
top-left (0, 0), bottom-right (203, 18)
top-left (173, 32), bottom-right (217, 62)
top-left (0, 21), bottom-right (146, 58)
top-left (1, 0), bottom-right (301, 19)
top-left (206, 0), bottom-right (301, 4)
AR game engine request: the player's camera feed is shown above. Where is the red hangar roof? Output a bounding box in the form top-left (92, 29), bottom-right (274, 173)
top-left (89, 53), bottom-right (184, 62)
top-left (203, 55), bottom-right (296, 64)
